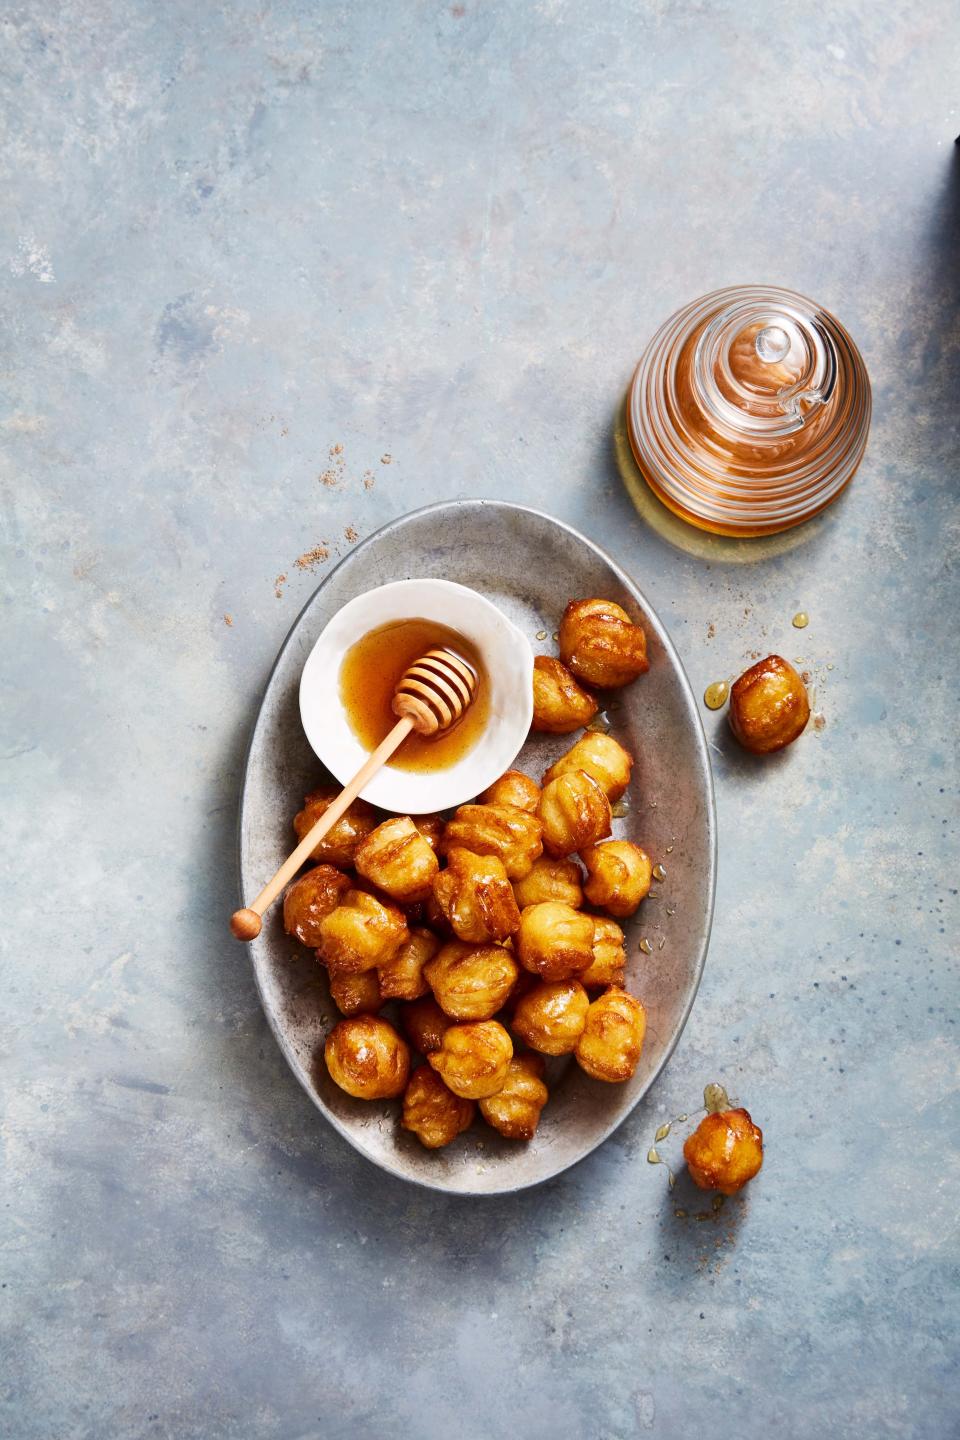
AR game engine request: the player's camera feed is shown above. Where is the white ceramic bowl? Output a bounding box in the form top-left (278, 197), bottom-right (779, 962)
top-left (298, 578), bottom-right (533, 814)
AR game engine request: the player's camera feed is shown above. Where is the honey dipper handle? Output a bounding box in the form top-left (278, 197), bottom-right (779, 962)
top-left (229, 715), bottom-right (415, 941)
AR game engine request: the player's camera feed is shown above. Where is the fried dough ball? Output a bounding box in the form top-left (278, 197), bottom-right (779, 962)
top-left (479, 769), bottom-right (541, 813)
top-left (517, 901), bottom-right (595, 981)
top-left (432, 848), bottom-right (521, 944)
top-left (512, 979), bottom-right (590, 1055)
top-left (428, 1020), bottom-right (513, 1099)
top-left (415, 814), bottom-right (446, 853)
top-left (442, 803), bottom-right (543, 880)
top-left (559, 598), bottom-right (649, 689)
top-left (401, 1066), bottom-right (475, 1149)
top-left (293, 786), bottom-right (377, 866)
top-left (378, 927), bottom-right (439, 1002)
top-left (423, 889), bottom-right (454, 936)
top-left (327, 966), bottom-right (382, 1017)
top-left (729, 654), bottom-right (810, 754)
top-left (683, 1108), bottom-right (764, 1195)
top-left (538, 770), bottom-right (612, 858)
top-left (581, 840), bottom-right (653, 918)
top-left (580, 917), bottom-right (627, 988)
top-left (316, 888), bottom-right (409, 975)
top-left (575, 989), bottom-right (646, 1083)
top-left (400, 995), bottom-right (453, 1056)
top-left (282, 864), bottom-right (351, 948)
top-left (543, 733), bottom-right (634, 803)
top-left (531, 656), bottom-right (599, 734)
top-left (324, 1015), bottom-right (410, 1099)
top-left (512, 855), bottom-right (584, 910)
top-left (424, 941), bottom-right (520, 1021)
top-left (479, 1055), bottom-right (548, 1140)
top-left (353, 816), bottom-right (439, 904)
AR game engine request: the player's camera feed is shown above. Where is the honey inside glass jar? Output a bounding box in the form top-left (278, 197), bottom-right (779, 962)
top-left (339, 618), bottom-right (489, 773)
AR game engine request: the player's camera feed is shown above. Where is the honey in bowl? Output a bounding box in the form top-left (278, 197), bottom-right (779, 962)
top-left (339, 618), bottom-right (490, 773)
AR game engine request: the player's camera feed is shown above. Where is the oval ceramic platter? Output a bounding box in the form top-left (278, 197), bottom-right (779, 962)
top-left (239, 501), bottom-right (716, 1195)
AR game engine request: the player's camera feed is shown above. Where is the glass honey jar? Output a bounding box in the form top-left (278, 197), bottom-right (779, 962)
top-left (627, 285), bottom-right (871, 537)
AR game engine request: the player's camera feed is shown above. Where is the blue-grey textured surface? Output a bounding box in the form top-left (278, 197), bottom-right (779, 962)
top-left (2, 2), bottom-right (958, 1437)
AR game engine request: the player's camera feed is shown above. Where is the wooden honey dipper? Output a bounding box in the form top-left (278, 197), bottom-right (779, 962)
top-left (230, 648), bottom-right (478, 940)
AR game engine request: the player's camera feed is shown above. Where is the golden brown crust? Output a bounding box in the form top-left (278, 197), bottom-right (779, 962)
top-left (427, 1020), bottom-right (513, 1099)
top-left (575, 989), bottom-right (646, 1082)
top-left (316, 888), bottom-right (410, 974)
top-left (353, 816), bottom-right (440, 904)
top-left (580, 840), bottom-right (653, 918)
top-left (512, 979), bottom-right (590, 1055)
top-left (559, 598), bottom-right (649, 689)
top-left (327, 966), bottom-right (382, 1016)
top-left (512, 855), bottom-right (585, 910)
top-left (282, 864), bottom-right (352, 947)
top-left (516, 901), bottom-right (595, 981)
top-left (424, 940), bottom-right (520, 1021)
top-left (378, 927), bottom-right (439, 1002)
top-left (538, 770), bottom-right (612, 858)
top-left (324, 1015), bottom-right (410, 1098)
top-left (531, 656), bottom-right (599, 733)
top-left (432, 848), bottom-right (521, 944)
top-left (293, 787), bottom-right (378, 866)
top-left (401, 1065), bottom-right (475, 1148)
top-left (399, 995), bottom-right (453, 1056)
top-left (728, 655), bottom-right (810, 754)
top-left (442, 803), bottom-right (543, 880)
top-left (478, 769), bottom-right (541, 813)
top-left (478, 1055), bottom-right (548, 1140)
top-left (683, 1108), bottom-right (764, 1195)
top-left (580, 917), bottom-right (627, 988)
top-left (415, 814), bottom-right (446, 853)
top-left (543, 733), bottom-right (634, 802)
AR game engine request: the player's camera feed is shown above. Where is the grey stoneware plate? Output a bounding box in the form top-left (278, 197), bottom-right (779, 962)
top-left (238, 501), bottom-right (716, 1195)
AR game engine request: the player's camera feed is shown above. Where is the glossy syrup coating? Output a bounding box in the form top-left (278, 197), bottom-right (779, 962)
top-left (579, 916), bottom-right (627, 988)
top-left (427, 1019), bottom-right (514, 1099)
top-left (531, 655), bottom-right (599, 733)
top-left (559, 598), bottom-right (649, 689)
top-left (580, 840), bottom-right (653, 918)
top-left (478, 769), bottom-right (541, 813)
top-left (399, 995), bottom-right (453, 1056)
top-left (512, 855), bottom-right (584, 911)
top-left (327, 966), bottom-right (382, 1017)
top-left (424, 940), bottom-right (519, 1021)
top-left (432, 847), bottom-right (521, 944)
top-left (728, 654), bottom-right (810, 754)
top-left (479, 1055), bottom-right (548, 1140)
top-left (516, 901), bottom-right (595, 981)
top-left (575, 989), bottom-right (647, 1082)
top-left (293, 786), bottom-right (378, 866)
top-left (442, 803), bottom-right (543, 880)
top-left (324, 1015), bottom-right (410, 1099)
top-left (543, 732), bottom-right (634, 802)
top-left (316, 887), bottom-right (410, 974)
top-left (683, 1108), bottom-right (764, 1195)
top-left (401, 1066), bottom-right (475, 1149)
top-left (377, 926), bottom-right (439, 1002)
top-left (511, 979), bottom-right (590, 1055)
top-left (282, 864), bottom-right (351, 947)
top-left (353, 815), bottom-right (440, 904)
top-left (414, 813), bottom-right (446, 853)
top-left (538, 769), bottom-right (612, 858)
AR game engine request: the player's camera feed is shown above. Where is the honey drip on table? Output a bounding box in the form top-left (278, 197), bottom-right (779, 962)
top-left (704, 679), bottom-right (729, 710)
top-left (792, 611), bottom-right (809, 629)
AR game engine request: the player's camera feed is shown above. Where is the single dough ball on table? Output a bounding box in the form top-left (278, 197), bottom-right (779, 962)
top-left (683, 1108), bottom-right (764, 1195)
top-left (432, 848), bottom-right (521, 944)
top-left (559, 598), bottom-right (649, 689)
top-left (729, 655), bottom-right (810, 754)
top-left (293, 787), bottom-right (378, 866)
top-left (579, 917), bottom-right (627, 988)
top-left (353, 816), bottom-right (439, 904)
top-left (512, 855), bottom-right (584, 910)
top-left (512, 979), bottom-right (590, 1055)
top-left (543, 733), bottom-right (634, 803)
top-left (401, 1066), bottom-right (475, 1149)
top-left (538, 770), bottom-right (612, 858)
top-left (399, 995), bottom-right (453, 1056)
top-left (316, 888), bottom-right (409, 974)
top-left (326, 966), bottom-right (382, 1017)
top-left (424, 940), bottom-right (519, 1021)
top-left (479, 1055), bottom-right (549, 1140)
top-left (581, 840), bottom-right (653, 918)
top-left (325, 1015), bottom-right (410, 1099)
top-left (442, 803), bottom-right (543, 880)
top-left (378, 927), bottom-right (439, 1002)
top-left (414, 813), bottom-right (446, 853)
top-left (428, 1020), bottom-right (514, 1099)
top-left (517, 901), bottom-right (594, 981)
top-left (531, 656), bottom-right (599, 734)
top-left (479, 769), bottom-right (541, 813)
top-left (283, 864), bottom-right (351, 948)
top-left (575, 989), bottom-right (647, 1082)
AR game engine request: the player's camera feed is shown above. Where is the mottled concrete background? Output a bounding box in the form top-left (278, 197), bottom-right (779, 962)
top-left (2, 2), bottom-right (958, 1437)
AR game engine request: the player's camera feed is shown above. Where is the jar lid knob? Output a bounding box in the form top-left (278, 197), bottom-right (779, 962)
top-left (755, 324), bottom-right (791, 364)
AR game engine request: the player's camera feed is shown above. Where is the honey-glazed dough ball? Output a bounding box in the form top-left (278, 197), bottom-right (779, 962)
top-left (282, 864), bottom-right (351, 948)
top-left (580, 917), bottom-right (626, 988)
top-left (683, 1108), bottom-right (764, 1195)
top-left (511, 979), bottom-right (590, 1055)
top-left (353, 815), bottom-right (440, 904)
top-left (324, 1015), bottom-right (410, 1099)
top-left (531, 655), bottom-right (599, 734)
top-left (516, 901), bottom-right (595, 981)
top-left (293, 786), bottom-right (378, 866)
top-left (479, 1055), bottom-right (549, 1140)
top-left (316, 888), bottom-right (410, 975)
top-left (401, 1066), bottom-right (475, 1149)
top-left (424, 940), bottom-right (519, 1021)
top-left (479, 769), bottom-right (541, 814)
top-left (378, 927), bottom-right (439, 1002)
top-left (575, 989), bottom-right (646, 1083)
top-left (543, 733), bottom-right (634, 803)
top-left (432, 848), bottom-right (521, 944)
top-left (581, 840), bottom-right (653, 918)
top-left (327, 966), bottom-right (382, 1017)
top-left (442, 803), bottom-right (543, 880)
top-left (399, 995), bottom-right (453, 1056)
top-left (559, 598), bottom-right (649, 689)
top-left (538, 770), bottom-right (612, 858)
top-left (423, 889), bottom-right (454, 936)
top-left (512, 855), bottom-right (584, 911)
top-left (415, 813), bottom-right (446, 853)
top-left (729, 655), bottom-right (810, 755)
top-left (428, 1020), bottom-right (513, 1099)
